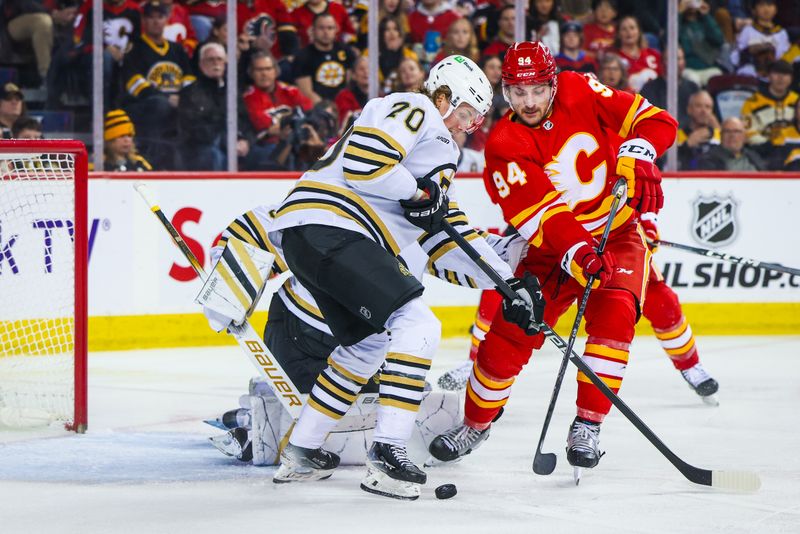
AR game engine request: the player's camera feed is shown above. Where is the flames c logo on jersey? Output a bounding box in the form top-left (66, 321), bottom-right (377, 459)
top-left (544, 132), bottom-right (607, 208)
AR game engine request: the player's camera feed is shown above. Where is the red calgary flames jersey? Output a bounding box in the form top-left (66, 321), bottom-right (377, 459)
top-left (483, 70), bottom-right (677, 258)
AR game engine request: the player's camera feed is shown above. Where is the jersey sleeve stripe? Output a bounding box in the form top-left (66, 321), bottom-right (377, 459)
top-left (351, 126), bottom-right (407, 160)
top-left (509, 190), bottom-right (562, 228)
top-left (227, 221), bottom-right (260, 248)
top-left (346, 140), bottom-right (402, 163)
top-left (524, 205), bottom-right (572, 248)
top-left (282, 279), bottom-right (325, 320)
top-left (630, 104), bottom-right (663, 131)
top-left (617, 93), bottom-right (643, 138)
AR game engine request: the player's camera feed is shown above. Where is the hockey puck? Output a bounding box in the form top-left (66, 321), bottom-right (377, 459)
top-left (435, 483), bottom-right (457, 499)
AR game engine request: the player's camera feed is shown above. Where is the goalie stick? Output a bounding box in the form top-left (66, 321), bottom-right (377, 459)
top-left (134, 182), bottom-right (304, 420)
top-left (439, 219), bottom-right (761, 491)
top-left (653, 239), bottom-right (800, 277)
top-left (532, 177), bottom-right (626, 476)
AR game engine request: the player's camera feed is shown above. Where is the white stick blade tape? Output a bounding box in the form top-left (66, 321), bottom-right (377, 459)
top-left (712, 470), bottom-right (761, 492)
top-left (133, 181), bottom-right (156, 208)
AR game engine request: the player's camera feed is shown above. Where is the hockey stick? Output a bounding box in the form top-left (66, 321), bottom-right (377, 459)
top-left (653, 239), bottom-right (800, 277)
top-left (134, 182), bottom-right (304, 420)
top-left (532, 177), bottom-right (626, 476)
top-left (439, 220), bottom-right (761, 491)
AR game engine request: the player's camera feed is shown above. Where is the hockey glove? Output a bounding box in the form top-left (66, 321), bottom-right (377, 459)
top-left (616, 138), bottom-right (663, 214)
top-left (400, 178), bottom-right (448, 233)
top-left (501, 273), bottom-right (545, 335)
top-left (640, 212), bottom-right (659, 253)
top-left (561, 241), bottom-right (616, 288)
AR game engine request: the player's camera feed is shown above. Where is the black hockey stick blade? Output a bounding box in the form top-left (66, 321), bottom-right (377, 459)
top-left (543, 324), bottom-right (761, 491)
top-left (532, 452), bottom-right (557, 475)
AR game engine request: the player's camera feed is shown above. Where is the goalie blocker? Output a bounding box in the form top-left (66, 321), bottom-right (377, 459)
top-left (197, 237), bottom-right (275, 332)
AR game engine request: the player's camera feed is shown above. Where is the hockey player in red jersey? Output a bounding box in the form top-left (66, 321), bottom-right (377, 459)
top-left (429, 41), bottom-right (678, 470)
top-left (439, 220), bottom-right (721, 405)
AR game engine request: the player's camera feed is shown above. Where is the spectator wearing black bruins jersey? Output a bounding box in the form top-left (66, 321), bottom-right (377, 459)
top-left (121, 0), bottom-right (196, 169)
top-left (292, 13), bottom-right (356, 104)
top-left (741, 59), bottom-right (799, 145)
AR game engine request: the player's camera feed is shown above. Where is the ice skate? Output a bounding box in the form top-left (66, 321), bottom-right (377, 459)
top-left (566, 417), bottom-right (604, 477)
top-left (204, 408), bottom-right (250, 431)
top-left (360, 442), bottom-right (427, 500)
top-left (428, 422), bottom-right (490, 462)
top-left (437, 360), bottom-right (473, 391)
top-left (209, 427), bottom-right (253, 462)
top-left (680, 363), bottom-right (719, 406)
top-left (273, 443), bottom-right (340, 483)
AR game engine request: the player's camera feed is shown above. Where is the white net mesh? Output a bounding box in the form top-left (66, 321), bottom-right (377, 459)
top-left (0, 152), bottom-right (77, 428)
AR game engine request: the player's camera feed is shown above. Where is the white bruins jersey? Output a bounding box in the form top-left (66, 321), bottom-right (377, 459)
top-left (268, 91), bottom-right (513, 291)
top-left (215, 205), bottom-right (524, 335)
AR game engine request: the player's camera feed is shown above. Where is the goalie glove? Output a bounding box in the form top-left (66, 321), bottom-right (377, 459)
top-left (616, 138), bottom-right (663, 214)
top-left (640, 212), bottom-right (659, 253)
top-left (561, 241), bottom-right (616, 288)
top-left (501, 273), bottom-right (545, 335)
top-left (197, 237), bottom-right (275, 332)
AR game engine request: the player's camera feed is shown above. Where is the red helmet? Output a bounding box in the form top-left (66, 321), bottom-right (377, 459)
top-left (501, 41), bottom-right (558, 116)
top-left (502, 41), bottom-right (557, 86)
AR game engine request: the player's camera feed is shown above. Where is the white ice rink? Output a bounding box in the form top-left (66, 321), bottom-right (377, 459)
top-left (1, 335), bottom-right (798, 534)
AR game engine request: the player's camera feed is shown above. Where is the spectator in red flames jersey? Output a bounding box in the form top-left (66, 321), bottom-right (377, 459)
top-left (334, 55), bottom-right (369, 132)
top-left (611, 15), bottom-right (662, 92)
top-left (407, 0), bottom-right (461, 45)
top-left (161, 0), bottom-right (198, 57)
top-left (583, 0), bottom-right (617, 56)
top-left (243, 50), bottom-right (313, 146)
top-left (292, 0), bottom-right (357, 48)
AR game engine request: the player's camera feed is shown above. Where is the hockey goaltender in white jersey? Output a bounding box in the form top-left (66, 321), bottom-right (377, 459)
top-left (205, 205), bottom-right (530, 468)
top-left (205, 56), bottom-right (546, 500)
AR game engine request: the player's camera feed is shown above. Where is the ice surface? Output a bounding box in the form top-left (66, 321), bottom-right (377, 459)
top-left (1, 336), bottom-right (798, 533)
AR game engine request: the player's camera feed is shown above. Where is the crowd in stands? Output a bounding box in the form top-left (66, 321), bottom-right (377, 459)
top-left (2, 0), bottom-right (800, 172)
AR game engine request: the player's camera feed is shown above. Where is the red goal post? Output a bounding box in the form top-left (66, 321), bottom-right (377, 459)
top-left (0, 140), bottom-right (88, 433)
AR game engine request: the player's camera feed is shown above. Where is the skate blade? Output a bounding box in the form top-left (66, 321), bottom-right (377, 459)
top-left (360, 467), bottom-right (421, 500)
top-left (573, 466), bottom-right (582, 486)
top-left (701, 394), bottom-right (720, 407)
top-left (423, 455), bottom-right (462, 467)
top-left (209, 434), bottom-right (241, 457)
top-left (272, 463), bottom-right (334, 484)
top-left (203, 419), bottom-right (229, 431)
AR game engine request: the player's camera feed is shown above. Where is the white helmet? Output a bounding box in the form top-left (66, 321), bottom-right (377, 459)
top-left (424, 55), bottom-right (493, 123)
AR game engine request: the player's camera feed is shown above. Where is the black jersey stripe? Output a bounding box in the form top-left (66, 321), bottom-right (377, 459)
top-left (346, 139), bottom-right (402, 161)
top-left (221, 246), bottom-right (258, 300)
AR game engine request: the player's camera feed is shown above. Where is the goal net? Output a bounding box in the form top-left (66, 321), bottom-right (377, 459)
top-left (0, 140), bottom-right (87, 432)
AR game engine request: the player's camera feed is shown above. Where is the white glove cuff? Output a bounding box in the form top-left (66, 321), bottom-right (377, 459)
top-left (618, 138), bottom-right (656, 163)
top-left (640, 212), bottom-right (658, 222)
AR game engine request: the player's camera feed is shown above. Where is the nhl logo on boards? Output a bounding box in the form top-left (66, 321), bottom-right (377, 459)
top-left (691, 194), bottom-right (739, 247)
top-left (543, 120), bottom-right (553, 130)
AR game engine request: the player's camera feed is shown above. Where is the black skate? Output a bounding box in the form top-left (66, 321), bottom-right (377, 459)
top-left (680, 363), bottom-right (719, 406)
top-left (273, 443), bottom-right (340, 483)
top-left (209, 427), bottom-right (253, 462)
top-left (361, 442), bottom-right (427, 500)
top-left (566, 417), bottom-right (604, 485)
top-left (428, 423), bottom-right (490, 462)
